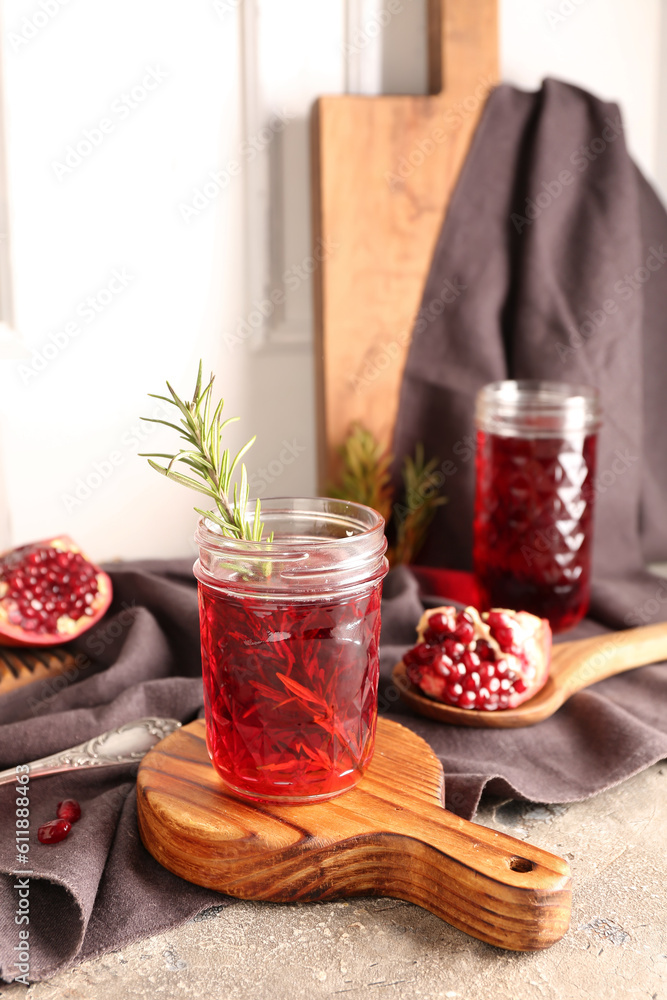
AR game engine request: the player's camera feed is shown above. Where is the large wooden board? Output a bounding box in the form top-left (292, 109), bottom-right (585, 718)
top-left (312, 0), bottom-right (498, 487)
top-left (137, 716), bottom-right (571, 952)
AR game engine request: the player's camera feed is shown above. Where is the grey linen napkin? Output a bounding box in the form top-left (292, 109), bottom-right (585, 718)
top-left (392, 77), bottom-right (667, 606)
top-left (1, 555), bottom-right (666, 982)
top-left (0, 562), bottom-right (223, 983)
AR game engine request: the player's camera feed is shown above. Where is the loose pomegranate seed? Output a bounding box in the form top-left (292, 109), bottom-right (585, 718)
top-left (38, 819), bottom-right (71, 844)
top-left (57, 799), bottom-right (81, 823)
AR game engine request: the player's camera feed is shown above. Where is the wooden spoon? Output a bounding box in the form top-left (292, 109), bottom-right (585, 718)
top-left (392, 622), bottom-right (667, 728)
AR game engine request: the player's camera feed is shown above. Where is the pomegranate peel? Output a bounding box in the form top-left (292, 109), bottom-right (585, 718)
top-left (404, 605), bottom-right (551, 711)
top-left (0, 536), bottom-right (112, 647)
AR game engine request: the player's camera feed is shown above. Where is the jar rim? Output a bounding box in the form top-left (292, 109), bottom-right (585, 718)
top-left (194, 496), bottom-right (389, 597)
top-left (195, 496), bottom-right (386, 551)
top-left (476, 379), bottom-right (602, 436)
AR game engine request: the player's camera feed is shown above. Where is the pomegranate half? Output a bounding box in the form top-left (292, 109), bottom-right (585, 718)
top-left (0, 536), bottom-right (112, 647)
top-left (403, 605), bottom-right (551, 711)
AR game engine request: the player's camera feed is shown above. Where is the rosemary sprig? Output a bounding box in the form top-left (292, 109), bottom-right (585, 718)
top-left (140, 361), bottom-right (272, 542)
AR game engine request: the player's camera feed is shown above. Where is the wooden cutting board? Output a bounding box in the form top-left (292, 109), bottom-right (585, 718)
top-left (137, 717), bottom-right (571, 952)
top-left (312, 0), bottom-right (498, 486)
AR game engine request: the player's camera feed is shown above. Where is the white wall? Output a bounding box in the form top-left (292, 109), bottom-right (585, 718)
top-left (0, 0), bottom-right (664, 561)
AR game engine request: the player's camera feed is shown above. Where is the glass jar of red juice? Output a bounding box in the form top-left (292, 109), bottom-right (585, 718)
top-left (473, 380), bottom-right (602, 633)
top-left (194, 498), bottom-right (388, 803)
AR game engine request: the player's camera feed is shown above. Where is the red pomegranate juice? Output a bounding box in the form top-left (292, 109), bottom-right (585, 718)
top-left (473, 429), bottom-right (598, 633)
top-left (199, 582), bottom-right (382, 802)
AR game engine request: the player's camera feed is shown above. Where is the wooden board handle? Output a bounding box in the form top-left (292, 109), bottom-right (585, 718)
top-left (341, 789), bottom-right (571, 950)
top-left (428, 0), bottom-right (499, 95)
top-left (553, 622), bottom-right (667, 699)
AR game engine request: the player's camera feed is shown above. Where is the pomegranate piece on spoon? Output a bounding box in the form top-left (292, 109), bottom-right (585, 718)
top-left (0, 535), bottom-right (112, 647)
top-left (403, 606), bottom-right (552, 710)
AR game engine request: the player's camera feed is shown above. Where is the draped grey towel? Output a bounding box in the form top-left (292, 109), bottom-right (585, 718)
top-left (392, 77), bottom-right (667, 626)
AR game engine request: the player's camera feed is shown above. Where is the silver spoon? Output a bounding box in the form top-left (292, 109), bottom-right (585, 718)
top-left (0, 717), bottom-right (182, 786)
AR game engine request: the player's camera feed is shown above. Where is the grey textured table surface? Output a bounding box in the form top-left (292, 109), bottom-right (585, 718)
top-left (2, 760), bottom-right (665, 1000)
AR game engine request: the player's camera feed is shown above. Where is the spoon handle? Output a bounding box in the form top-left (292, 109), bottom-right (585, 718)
top-left (0, 717), bottom-right (182, 787)
top-left (553, 622), bottom-right (667, 698)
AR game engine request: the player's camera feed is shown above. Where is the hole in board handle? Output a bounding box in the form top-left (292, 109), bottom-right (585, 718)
top-left (509, 856), bottom-right (535, 873)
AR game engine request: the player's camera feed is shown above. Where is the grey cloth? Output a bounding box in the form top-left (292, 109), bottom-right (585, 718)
top-left (1, 554), bottom-right (666, 983)
top-left (392, 77), bottom-right (667, 603)
top-left (0, 562), bottom-right (223, 984)
top-left (3, 78), bottom-right (667, 983)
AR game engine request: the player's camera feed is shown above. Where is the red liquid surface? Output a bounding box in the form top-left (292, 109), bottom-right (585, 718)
top-left (473, 430), bottom-right (597, 633)
top-left (198, 582), bottom-right (382, 801)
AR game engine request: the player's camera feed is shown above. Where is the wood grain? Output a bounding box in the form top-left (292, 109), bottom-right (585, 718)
top-left (137, 717), bottom-right (570, 951)
top-left (312, 0), bottom-right (498, 487)
top-left (392, 621), bottom-right (667, 727)
top-left (0, 645), bottom-right (79, 697)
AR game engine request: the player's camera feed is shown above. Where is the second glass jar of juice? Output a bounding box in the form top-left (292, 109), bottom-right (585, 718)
top-left (473, 380), bottom-right (602, 633)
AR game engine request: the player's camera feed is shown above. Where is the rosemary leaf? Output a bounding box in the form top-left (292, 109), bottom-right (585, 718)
top-left (142, 362), bottom-right (269, 542)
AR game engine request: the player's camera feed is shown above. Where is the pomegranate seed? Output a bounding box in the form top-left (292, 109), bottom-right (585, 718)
top-left (426, 611), bottom-right (455, 638)
top-left (474, 639), bottom-right (496, 661)
top-left (491, 626), bottom-right (515, 652)
top-left (459, 690), bottom-right (477, 708)
top-left (464, 671), bottom-right (481, 691)
top-left (486, 611), bottom-right (512, 628)
top-left (445, 682), bottom-right (463, 701)
top-left (433, 653), bottom-right (453, 677)
top-left (443, 639), bottom-right (465, 660)
top-left (462, 650), bottom-right (480, 670)
top-left (57, 799), bottom-right (81, 823)
top-left (453, 611), bottom-right (475, 644)
top-left (38, 819), bottom-right (71, 844)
